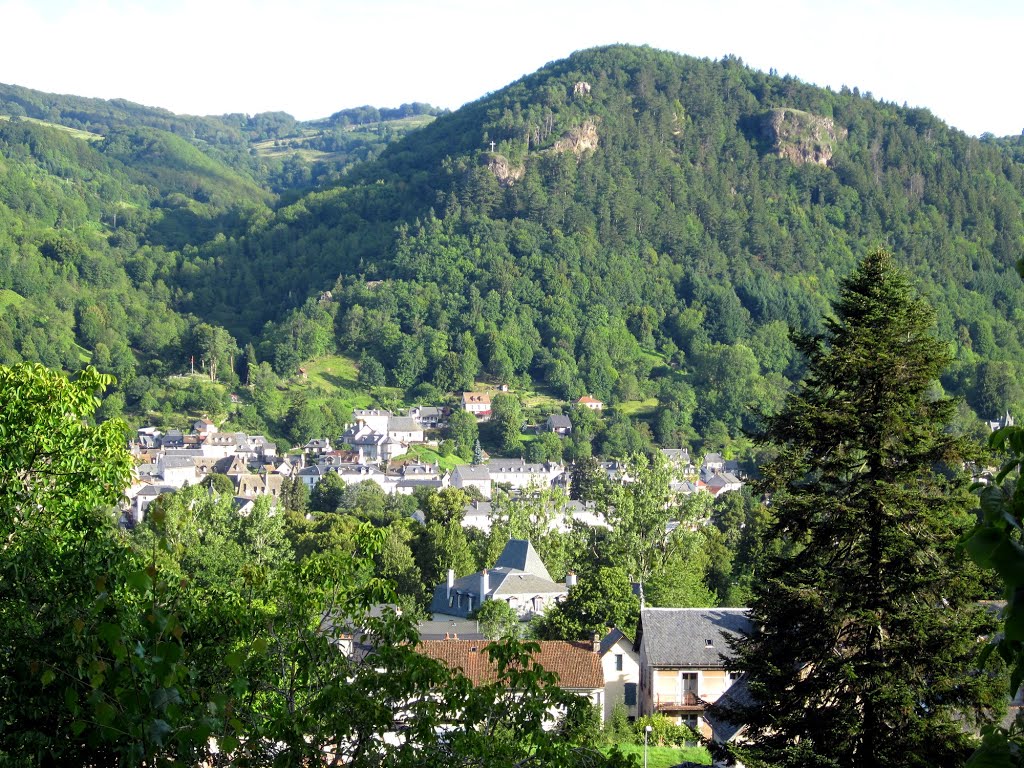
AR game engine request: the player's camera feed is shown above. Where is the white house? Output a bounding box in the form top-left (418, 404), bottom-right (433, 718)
top-left (429, 539), bottom-right (567, 620)
top-left (600, 628), bottom-right (641, 722)
top-left (353, 409), bottom-right (392, 434)
top-left (451, 464), bottom-right (492, 499)
top-left (487, 458), bottom-right (564, 492)
top-left (461, 392), bottom-right (492, 418)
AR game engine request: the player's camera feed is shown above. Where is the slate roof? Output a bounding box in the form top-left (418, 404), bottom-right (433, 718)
top-left (416, 639), bottom-right (604, 689)
top-left (490, 572), bottom-right (565, 596)
top-left (636, 608), bottom-right (751, 668)
top-left (453, 464), bottom-right (490, 482)
top-left (388, 416), bottom-right (419, 432)
top-left (494, 539), bottom-right (552, 581)
top-left (547, 414), bottom-right (572, 429)
top-left (705, 675), bottom-right (752, 742)
top-left (428, 539), bottom-right (565, 617)
top-left (161, 455), bottom-right (199, 470)
top-left (599, 627), bottom-right (635, 657)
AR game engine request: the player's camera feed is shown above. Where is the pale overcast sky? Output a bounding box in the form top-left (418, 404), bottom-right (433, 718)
top-left (1, 0), bottom-right (1021, 137)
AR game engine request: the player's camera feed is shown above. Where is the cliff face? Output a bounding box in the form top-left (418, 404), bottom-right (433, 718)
top-left (761, 108), bottom-right (846, 166)
top-left (552, 119), bottom-right (599, 156)
top-left (487, 154), bottom-right (525, 187)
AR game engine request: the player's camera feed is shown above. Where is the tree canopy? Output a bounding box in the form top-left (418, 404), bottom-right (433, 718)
top-left (713, 250), bottom-right (1006, 767)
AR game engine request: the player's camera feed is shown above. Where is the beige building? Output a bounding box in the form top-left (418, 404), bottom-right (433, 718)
top-left (635, 607), bottom-right (750, 739)
top-left (600, 628), bottom-right (640, 722)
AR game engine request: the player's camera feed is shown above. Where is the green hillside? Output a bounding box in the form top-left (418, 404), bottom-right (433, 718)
top-left (172, 45), bottom-right (1024, 450)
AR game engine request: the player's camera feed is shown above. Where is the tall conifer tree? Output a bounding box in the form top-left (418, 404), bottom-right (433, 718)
top-left (714, 249), bottom-right (1004, 767)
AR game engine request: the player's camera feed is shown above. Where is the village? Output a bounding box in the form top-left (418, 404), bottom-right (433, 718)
top-left (121, 389), bottom-right (755, 752)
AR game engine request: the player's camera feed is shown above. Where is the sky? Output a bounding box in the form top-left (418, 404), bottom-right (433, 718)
top-left (1, 0), bottom-right (1021, 137)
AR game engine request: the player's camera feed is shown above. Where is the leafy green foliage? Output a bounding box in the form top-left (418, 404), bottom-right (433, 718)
top-left (534, 566), bottom-right (639, 641)
top-left (472, 599), bottom-right (522, 640)
top-left (963, 425), bottom-right (1024, 767)
top-left (0, 362), bottom-right (630, 766)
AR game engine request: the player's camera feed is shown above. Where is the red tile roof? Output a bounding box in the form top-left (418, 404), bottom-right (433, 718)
top-left (416, 639), bottom-right (603, 690)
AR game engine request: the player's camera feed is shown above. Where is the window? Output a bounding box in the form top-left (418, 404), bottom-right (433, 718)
top-left (624, 682), bottom-right (637, 706)
top-left (615, 654), bottom-right (624, 671)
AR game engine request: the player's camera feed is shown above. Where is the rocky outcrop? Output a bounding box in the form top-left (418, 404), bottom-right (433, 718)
top-left (761, 109), bottom-right (846, 166)
top-left (573, 81), bottom-right (591, 98)
top-left (552, 119), bottom-right (599, 157)
top-left (487, 154), bottom-right (525, 187)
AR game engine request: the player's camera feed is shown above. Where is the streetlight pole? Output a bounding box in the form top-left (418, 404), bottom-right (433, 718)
top-left (644, 724), bottom-right (653, 768)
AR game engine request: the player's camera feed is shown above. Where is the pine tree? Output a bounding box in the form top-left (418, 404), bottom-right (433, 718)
top-left (713, 250), bottom-right (1004, 768)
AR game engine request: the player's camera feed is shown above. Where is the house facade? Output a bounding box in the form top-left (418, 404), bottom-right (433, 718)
top-left (429, 539), bottom-right (567, 620)
top-left (635, 607), bottom-right (751, 739)
top-left (462, 392), bottom-right (492, 418)
top-left (600, 628), bottom-right (640, 722)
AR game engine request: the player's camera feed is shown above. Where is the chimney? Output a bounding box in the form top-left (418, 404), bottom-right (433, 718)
top-left (446, 569), bottom-right (455, 601)
top-left (592, 632), bottom-right (601, 653)
top-left (565, 571), bottom-right (577, 590)
top-left (479, 568), bottom-right (490, 601)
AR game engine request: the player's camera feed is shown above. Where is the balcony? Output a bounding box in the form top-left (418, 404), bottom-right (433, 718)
top-left (654, 691), bottom-right (703, 713)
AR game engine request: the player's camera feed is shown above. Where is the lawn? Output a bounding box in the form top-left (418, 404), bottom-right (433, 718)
top-left (0, 114), bottom-right (102, 141)
top-left (300, 355), bottom-right (360, 390)
top-left (0, 288), bottom-right (25, 311)
top-left (604, 743), bottom-right (710, 767)
top-left (617, 397), bottom-right (659, 418)
top-left (400, 444), bottom-right (467, 471)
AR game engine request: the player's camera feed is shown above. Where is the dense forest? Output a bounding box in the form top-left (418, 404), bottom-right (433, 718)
top-left (2, 46), bottom-right (1024, 456)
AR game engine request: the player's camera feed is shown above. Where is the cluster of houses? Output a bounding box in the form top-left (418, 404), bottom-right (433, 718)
top-left (125, 419), bottom-right (281, 524)
top-left (418, 538), bottom-right (750, 751)
top-left (123, 389), bottom-right (746, 538)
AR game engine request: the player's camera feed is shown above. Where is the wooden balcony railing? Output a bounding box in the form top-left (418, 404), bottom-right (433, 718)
top-left (654, 691), bottom-right (703, 712)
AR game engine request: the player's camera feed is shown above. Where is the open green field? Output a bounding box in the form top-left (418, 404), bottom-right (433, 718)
top-left (604, 743), bottom-right (710, 767)
top-left (401, 444), bottom-right (468, 472)
top-left (298, 355), bottom-right (360, 390)
top-left (0, 114), bottom-right (103, 141)
top-left (0, 288), bottom-right (25, 310)
top-left (617, 397), bottom-right (659, 418)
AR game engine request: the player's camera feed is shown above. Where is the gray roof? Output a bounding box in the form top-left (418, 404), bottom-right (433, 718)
top-left (388, 416), bottom-right (419, 432)
top-left (637, 608), bottom-right (751, 668)
top-left (705, 675), bottom-right (753, 742)
top-left (428, 539), bottom-right (564, 617)
top-left (600, 627), bottom-right (635, 657)
top-left (453, 464), bottom-right (490, 481)
top-left (490, 571), bottom-right (565, 596)
top-left (494, 539), bottom-right (552, 581)
top-left (161, 455), bottom-right (198, 469)
top-left (547, 414), bottom-right (572, 429)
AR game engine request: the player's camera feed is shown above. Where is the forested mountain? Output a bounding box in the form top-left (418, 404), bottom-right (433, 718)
top-left (174, 45), bottom-right (1024, 442)
top-left (3, 46), bottom-right (1024, 452)
top-left (0, 86), bottom-right (436, 427)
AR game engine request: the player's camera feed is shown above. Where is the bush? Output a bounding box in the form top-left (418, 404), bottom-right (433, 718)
top-left (606, 703), bottom-right (635, 744)
top-left (634, 713), bottom-right (698, 747)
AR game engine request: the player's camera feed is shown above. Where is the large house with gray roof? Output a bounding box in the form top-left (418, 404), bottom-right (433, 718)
top-left (635, 607), bottom-right (751, 740)
top-left (430, 539), bottom-right (568, 620)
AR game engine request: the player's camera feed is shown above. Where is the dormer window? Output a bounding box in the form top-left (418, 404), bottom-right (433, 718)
top-left (705, 639), bottom-right (714, 648)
